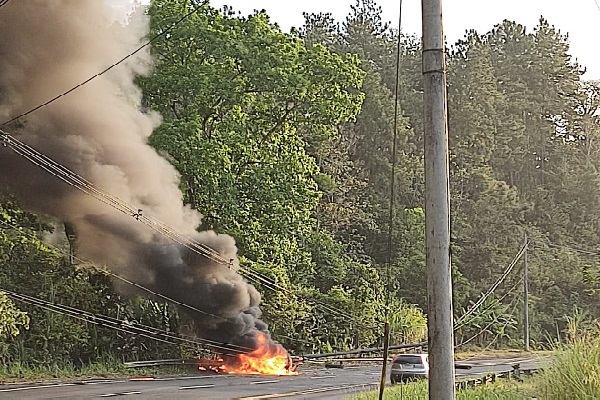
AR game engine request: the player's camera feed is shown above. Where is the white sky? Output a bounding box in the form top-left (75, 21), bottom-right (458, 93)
top-left (208, 0), bottom-right (600, 80)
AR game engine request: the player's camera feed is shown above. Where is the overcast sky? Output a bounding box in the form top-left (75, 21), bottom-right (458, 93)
top-left (207, 0), bottom-right (600, 80)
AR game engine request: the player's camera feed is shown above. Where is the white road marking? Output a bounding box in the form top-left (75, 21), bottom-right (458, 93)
top-left (81, 380), bottom-right (122, 385)
top-left (179, 384), bottom-right (215, 390)
top-left (310, 376), bottom-right (336, 379)
top-left (250, 380), bottom-right (280, 385)
top-left (0, 383), bottom-right (76, 392)
top-left (99, 391), bottom-right (141, 397)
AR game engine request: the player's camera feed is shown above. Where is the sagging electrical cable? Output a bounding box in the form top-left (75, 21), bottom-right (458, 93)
top-left (455, 285), bottom-right (522, 348)
top-left (0, 128), bottom-right (371, 329)
top-left (454, 274), bottom-right (524, 331)
top-left (0, 218), bottom-right (255, 353)
top-left (454, 242), bottom-right (528, 327)
top-left (1, 287), bottom-right (248, 357)
top-left (0, 129), bottom-right (372, 332)
top-left (0, 1), bottom-right (210, 128)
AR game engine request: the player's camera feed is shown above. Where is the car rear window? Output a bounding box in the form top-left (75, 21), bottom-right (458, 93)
top-left (393, 355), bottom-right (423, 365)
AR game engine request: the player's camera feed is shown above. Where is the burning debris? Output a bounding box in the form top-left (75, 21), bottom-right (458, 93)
top-left (198, 333), bottom-right (299, 376)
top-left (222, 332), bottom-right (299, 375)
top-left (0, 0), bottom-right (293, 368)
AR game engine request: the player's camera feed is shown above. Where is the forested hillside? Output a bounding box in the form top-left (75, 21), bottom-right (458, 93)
top-left (1, 0), bottom-right (599, 368)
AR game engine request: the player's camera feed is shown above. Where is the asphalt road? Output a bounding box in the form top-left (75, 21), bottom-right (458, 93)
top-left (0, 356), bottom-right (545, 399)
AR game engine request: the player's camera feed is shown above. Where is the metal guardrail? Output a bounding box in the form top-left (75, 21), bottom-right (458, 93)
top-left (455, 363), bottom-right (540, 390)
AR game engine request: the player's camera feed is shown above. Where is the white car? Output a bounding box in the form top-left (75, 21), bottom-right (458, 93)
top-left (390, 353), bottom-right (429, 384)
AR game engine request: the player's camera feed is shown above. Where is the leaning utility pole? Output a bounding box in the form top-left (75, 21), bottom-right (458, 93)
top-left (523, 234), bottom-right (530, 351)
top-left (422, 0), bottom-right (455, 398)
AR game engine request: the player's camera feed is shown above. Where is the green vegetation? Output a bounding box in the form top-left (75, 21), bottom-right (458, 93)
top-left (353, 338), bottom-right (600, 399)
top-left (537, 339), bottom-right (600, 398)
top-left (356, 314), bottom-right (600, 399)
top-left (0, 291), bottom-right (29, 340)
top-left (0, 360), bottom-right (192, 384)
top-left (1, 0), bottom-right (600, 377)
top-left (353, 379), bottom-right (536, 399)
top-left (534, 316), bottom-right (600, 398)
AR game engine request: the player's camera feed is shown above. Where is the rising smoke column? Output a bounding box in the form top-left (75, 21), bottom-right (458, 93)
top-left (0, 0), bottom-right (268, 349)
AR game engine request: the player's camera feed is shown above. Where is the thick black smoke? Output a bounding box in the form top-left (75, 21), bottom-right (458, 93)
top-left (0, 0), bottom-right (267, 350)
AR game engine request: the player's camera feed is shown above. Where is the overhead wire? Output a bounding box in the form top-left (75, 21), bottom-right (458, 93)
top-left (543, 240), bottom-right (600, 257)
top-left (455, 287), bottom-right (522, 349)
top-left (238, 267), bottom-right (370, 326)
top-left (1, 218), bottom-right (315, 351)
top-left (0, 287), bottom-right (248, 356)
top-left (0, 0), bottom-right (209, 128)
top-left (454, 241), bottom-right (527, 327)
top-left (0, 221), bottom-right (223, 323)
top-left (0, 220), bottom-right (253, 351)
top-left (0, 130), bottom-right (228, 263)
top-left (453, 236), bottom-right (600, 345)
top-left (0, 129), bottom-right (371, 333)
top-left (454, 274), bottom-right (524, 332)
top-left (385, 0), bottom-right (403, 319)
top-left (0, 0), bottom-right (10, 9)
top-left (0, 217), bottom-right (255, 353)
top-left (0, 0), bottom-right (378, 342)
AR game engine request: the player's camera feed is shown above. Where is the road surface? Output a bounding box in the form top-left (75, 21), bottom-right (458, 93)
top-left (0, 356), bottom-right (545, 399)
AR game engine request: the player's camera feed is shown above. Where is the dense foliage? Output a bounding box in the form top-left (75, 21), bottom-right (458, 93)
top-left (2, 0), bottom-right (600, 370)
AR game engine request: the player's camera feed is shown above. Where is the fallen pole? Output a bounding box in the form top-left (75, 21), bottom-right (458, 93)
top-left (302, 341), bottom-right (427, 360)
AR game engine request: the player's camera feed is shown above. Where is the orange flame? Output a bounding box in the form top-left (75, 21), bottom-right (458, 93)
top-left (224, 332), bottom-right (298, 376)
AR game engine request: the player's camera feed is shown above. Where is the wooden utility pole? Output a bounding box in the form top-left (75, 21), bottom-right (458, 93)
top-left (378, 322), bottom-right (391, 400)
top-left (422, 0), bottom-right (455, 398)
top-left (524, 234), bottom-right (530, 351)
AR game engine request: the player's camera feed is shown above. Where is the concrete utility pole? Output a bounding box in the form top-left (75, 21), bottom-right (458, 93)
top-left (422, 0), bottom-right (455, 398)
top-left (523, 234), bottom-right (530, 351)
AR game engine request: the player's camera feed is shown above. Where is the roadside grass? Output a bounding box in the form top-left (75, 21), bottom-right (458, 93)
top-left (353, 380), bottom-right (427, 399)
top-left (534, 336), bottom-right (600, 399)
top-left (0, 359), bottom-right (193, 384)
top-left (353, 378), bottom-right (537, 399)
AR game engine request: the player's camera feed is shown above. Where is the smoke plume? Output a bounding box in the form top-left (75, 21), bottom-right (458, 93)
top-left (0, 1), bottom-right (268, 350)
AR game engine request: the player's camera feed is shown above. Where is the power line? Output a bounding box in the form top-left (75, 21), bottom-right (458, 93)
top-left (454, 275), bottom-right (524, 334)
top-left (0, 0), bottom-right (10, 9)
top-left (455, 288), bottom-right (522, 349)
top-left (593, 0), bottom-right (600, 12)
top-left (0, 1), bottom-right (378, 336)
top-left (1, 218), bottom-right (319, 351)
top-left (454, 242), bottom-right (527, 327)
top-left (385, 0), bottom-right (404, 317)
top-left (0, 129), bottom-right (371, 332)
top-left (0, 1), bottom-right (208, 127)
top-left (1, 287), bottom-right (247, 356)
top-left (0, 218), bottom-right (245, 333)
top-left (238, 267), bottom-right (370, 326)
top-left (543, 240), bottom-right (600, 257)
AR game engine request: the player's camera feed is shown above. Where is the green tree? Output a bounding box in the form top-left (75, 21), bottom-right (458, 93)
top-left (0, 292), bottom-right (29, 340)
top-left (140, 0), bottom-right (371, 351)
